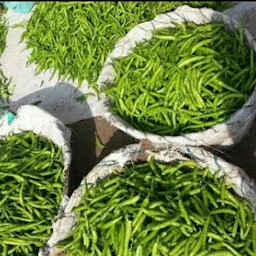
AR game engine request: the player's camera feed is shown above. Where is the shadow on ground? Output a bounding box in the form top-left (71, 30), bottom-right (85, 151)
top-left (7, 82), bottom-right (137, 196)
top-left (68, 117), bottom-right (138, 195)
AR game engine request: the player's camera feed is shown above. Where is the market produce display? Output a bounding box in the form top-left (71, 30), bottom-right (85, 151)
top-left (58, 159), bottom-right (256, 256)
top-left (0, 131), bottom-right (64, 256)
top-left (104, 22), bottom-right (256, 136)
top-left (22, 2), bottom-right (233, 89)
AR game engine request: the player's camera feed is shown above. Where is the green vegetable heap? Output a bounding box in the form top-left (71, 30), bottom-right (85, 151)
top-left (22, 2), bottom-right (233, 88)
top-left (105, 22), bottom-right (256, 136)
top-left (0, 131), bottom-right (64, 256)
top-left (58, 159), bottom-right (256, 256)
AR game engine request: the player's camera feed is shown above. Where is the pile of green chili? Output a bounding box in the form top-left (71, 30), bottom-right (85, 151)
top-left (22, 1), bottom-right (233, 89)
top-left (0, 131), bottom-right (64, 256)
top-left (104, 22), bottom-right (256, 136)
top-left (58, 158), bottom-right (256, 256)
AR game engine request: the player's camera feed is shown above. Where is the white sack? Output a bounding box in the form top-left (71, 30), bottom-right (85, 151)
top-left (98, 5), bottom-right (256, 147)
top-left (44, 141), bottom-right (256, 256)
top-left (0, 104), bottom-right (72, 256)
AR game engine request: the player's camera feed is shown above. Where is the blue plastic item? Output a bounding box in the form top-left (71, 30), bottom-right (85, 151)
top-left (0, 111), bottom-right (16, 125)
top-left (4, 2), bottom-right (35, 14)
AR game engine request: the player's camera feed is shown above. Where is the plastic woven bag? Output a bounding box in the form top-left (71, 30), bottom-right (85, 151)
top-left (0, 104), bottom-right (72, 256)
top-left (42, 141), bottom-right (256, 256)
top-left (98, 5), bottom-right (256, 147)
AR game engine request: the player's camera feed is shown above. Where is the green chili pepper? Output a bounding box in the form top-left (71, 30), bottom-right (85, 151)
top-left (0, 132), bottom-right (64, 255)
top-left (57, 158), bottom-right (255, 255)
